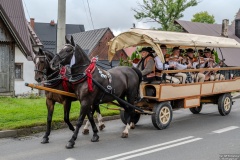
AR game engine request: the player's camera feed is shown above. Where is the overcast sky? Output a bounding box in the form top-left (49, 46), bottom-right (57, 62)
top-left (23, 0), bottom-right (240, 35)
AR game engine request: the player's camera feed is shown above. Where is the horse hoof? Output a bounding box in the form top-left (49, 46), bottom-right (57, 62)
top-left (121, 133), bottom-right (128, 138)
top-left (41, 137), bottom-right (49, 144)
top-left (66, 141), bottom-right (75, 149)
top-left (82, 129), bottom-right (89, 135)
top-left (130, 124), bottom-right (135, 129)
top-left (99, 124), bottom-right (105, 131)
top-left (69, 126), bottom-right (75, 131)
top-left (91, 135), bottom-right (99, 142)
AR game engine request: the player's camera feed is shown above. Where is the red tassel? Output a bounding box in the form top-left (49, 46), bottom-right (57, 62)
top-left (62, 77), bottom-right (69, 92)
top-left (87, 70), bottom-right (93, 92)
top-left (60, 66), bottom-right (69, 92)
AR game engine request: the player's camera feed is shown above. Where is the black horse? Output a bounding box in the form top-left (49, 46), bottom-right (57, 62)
top-left (50, 36), bottom-right (142, 149)
top-left (34, 48), bottom-right (105, 144)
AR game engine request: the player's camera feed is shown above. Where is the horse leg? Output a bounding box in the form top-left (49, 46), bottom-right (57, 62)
top-left (66, 103), bottom-right (88, 149)
top-left (121, 89), bottom-right (138, 138)
top-left (117, 98), bottom-right (131, 138)
top-left (41, 99), bottom-right (55, 144)
top-left (82, 119), bottom-right (90, 135)
top-left (95, 104), bottom-right (105, 131)
top-left (82, 104), bottom-right (96, 134)
top-left (64, 99), bottom-right (75, 131)
top-left (122, 113), bottom-right (131, 138)
top-left (86, 109), bottom-right (99, 142)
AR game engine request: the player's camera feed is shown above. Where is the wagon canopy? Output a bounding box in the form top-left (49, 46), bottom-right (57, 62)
top-left (108, 28), bottom-right (240, 62)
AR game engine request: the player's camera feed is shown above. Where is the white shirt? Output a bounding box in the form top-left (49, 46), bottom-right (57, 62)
top-left (154, 56), bottom-right (170, 70)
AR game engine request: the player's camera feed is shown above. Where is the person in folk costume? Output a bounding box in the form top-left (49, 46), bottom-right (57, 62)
top-left (169, 46), bottom-right (192, 84)
top-left (151, 44), bottom-right (180, 84)
top-left (136, 47), bottom-right (155, 82)
top-left (202, 48), bottom-right (225, 81)
top-left (185, 48), bottom-right (205, 82)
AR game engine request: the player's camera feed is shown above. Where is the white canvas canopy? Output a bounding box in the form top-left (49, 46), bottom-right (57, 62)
top-left (108, 28), bottom-right (240, 62)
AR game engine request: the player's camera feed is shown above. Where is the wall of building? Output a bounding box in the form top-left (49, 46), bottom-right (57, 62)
top-left (90, 29), bottom-right (127, 60)
top-left (14, 46), bottom-right (38, 95)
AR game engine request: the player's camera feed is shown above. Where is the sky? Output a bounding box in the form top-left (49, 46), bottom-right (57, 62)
top-left (23, 0), bottom-right (240, 36)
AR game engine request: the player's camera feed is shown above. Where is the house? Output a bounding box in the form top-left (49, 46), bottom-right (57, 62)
top-left (31, 19), bottom-right (127, 69)
top-left (30, 18), bottom-right (85, 53)
top-left (0, 0), bottom-right (42, 96)
top-left (70, 27), bottom-right (128, 69)
top-left (175, 9), bottom-right (240, 66)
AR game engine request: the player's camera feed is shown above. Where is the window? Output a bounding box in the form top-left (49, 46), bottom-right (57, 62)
top-left (15, 63), bottom-right (23, 80)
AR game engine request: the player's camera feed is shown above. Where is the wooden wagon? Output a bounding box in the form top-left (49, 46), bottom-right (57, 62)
top-left (107, 28), bottom-right (240, 129)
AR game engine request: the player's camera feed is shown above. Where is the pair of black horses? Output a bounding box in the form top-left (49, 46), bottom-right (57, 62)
top-left (34, 36), bottom-right (142, 149)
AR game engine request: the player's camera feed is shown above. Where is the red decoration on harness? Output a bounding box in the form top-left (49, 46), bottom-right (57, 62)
top-left (85, 57), bottom-right (97, 92)
top-left (60, 66), bottom-right (69, 92)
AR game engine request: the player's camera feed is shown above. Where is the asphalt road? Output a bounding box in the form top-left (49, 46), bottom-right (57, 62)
top-left (0, 99), bottom-right (240, 160)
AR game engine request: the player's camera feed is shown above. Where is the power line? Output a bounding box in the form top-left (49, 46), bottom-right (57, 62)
top-left (81, 0), bottom-right (91, 28)
top-left (86, 0), bottom-right (95, 30)
top-left (23, 0), bottom-right (30, 19)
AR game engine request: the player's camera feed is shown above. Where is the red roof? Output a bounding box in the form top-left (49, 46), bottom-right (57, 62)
top-left (123, 47), bottom-right (137, 57)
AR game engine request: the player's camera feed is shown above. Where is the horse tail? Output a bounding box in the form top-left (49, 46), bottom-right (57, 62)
top-left (131, 67), bottom-right (142, 101)
top-left (131, 67), bottom-right (142, 86)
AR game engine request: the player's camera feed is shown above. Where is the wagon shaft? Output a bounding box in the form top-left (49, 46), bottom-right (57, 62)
top-left (25, 83), bottom-right (77, 98)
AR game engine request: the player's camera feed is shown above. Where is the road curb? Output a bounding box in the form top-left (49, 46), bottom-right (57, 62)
top-left (0, 115), bottom-right (120, 139)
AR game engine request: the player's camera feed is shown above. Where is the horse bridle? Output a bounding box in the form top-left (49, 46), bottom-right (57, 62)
top-left (56, 44), bottom-right (89, 68)
top-left (34, 54), bottom-right (59, 80)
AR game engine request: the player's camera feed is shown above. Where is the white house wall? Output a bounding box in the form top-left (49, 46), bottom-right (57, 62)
top-left (14, 46), bottom-right (38, 95)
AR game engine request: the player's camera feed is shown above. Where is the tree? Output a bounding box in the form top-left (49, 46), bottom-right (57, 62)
top-left (132, 0), bottom-right (199, 31)
top-left (191, 11), bottom-right (215, 24)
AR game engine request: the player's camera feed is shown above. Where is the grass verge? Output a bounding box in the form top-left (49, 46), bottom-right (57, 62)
top-left (0, 97), bottom-right (120, 130)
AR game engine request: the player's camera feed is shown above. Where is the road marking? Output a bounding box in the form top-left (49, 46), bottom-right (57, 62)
top-left (65, 158), bottom-right (76, 160)
top-left (97, 136), bottom-right (198, 160)
top-left (116, 138), bottom-right (202, 160)
top-left (212, 126), bottom-right (239, 134)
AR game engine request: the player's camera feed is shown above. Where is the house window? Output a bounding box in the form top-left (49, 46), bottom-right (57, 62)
top-left (15, 63), bottom-right (23, 80)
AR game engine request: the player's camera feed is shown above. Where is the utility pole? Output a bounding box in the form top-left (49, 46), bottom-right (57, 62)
top-left (57, 0), bottom-right (66, 53)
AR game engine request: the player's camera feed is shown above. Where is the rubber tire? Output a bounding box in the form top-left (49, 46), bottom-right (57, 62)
top-left (218, 93), bottom-right (232, 116)
top-left (189, 104), bottom-right (202, 114)
top-left (120, 110), bottom-right (141, 125)
top-left (151, 102), bottom-right (173, 130)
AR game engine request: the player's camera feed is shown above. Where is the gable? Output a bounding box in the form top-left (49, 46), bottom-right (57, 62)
top-left (72, 28), bottom-right (109, 55)
top-left (0, 0), bottom-right (33, 60)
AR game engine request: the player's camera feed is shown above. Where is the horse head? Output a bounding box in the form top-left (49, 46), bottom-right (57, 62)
top-left (34, 48), bottom-right (55, 82)
top-left (50, 36), bottom-right (75, 70)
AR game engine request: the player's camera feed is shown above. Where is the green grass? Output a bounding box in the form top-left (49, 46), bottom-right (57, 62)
top-left (0, 97), bottom-right (120, 130)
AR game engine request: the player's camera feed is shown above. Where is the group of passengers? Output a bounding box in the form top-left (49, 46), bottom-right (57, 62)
top-left (134, 45), bottom-right (225, 84)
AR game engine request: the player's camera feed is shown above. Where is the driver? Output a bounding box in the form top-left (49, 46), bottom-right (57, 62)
top-left (136, 47), bottom-right (155, 82)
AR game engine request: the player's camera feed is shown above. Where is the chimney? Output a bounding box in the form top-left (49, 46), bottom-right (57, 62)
top-left (221, 19), bottom-right (229, 37)
top-left (235, 19), bottom-right (240, 39)
top-left (30, 18), bottom-right (35, 29)
top-left (50, 20), bottom-right (55, 26)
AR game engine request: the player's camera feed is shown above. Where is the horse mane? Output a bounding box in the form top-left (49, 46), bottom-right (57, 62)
top-left (41, 48), bottom-right (55, 60)
top-left (75, 44), bottom-right (90, 62)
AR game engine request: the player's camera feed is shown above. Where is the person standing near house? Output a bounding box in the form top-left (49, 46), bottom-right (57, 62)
top-left (136, 47), bottom-right (155, 82)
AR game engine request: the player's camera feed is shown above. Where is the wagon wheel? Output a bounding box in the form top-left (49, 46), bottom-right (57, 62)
top-left (189, 103), bottom-right (203, 114)
top-left (151, 102), bottom-right (173, 130)
top-left (218, 93), bottom-right (232, 116)
top-left (120, 110), bottom-right (141, 125)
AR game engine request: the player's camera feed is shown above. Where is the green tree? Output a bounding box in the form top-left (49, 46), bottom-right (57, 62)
top-left (191, 11), bottom-right (215, 24)
top-left (133, 0), bottom-right (199, 31)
